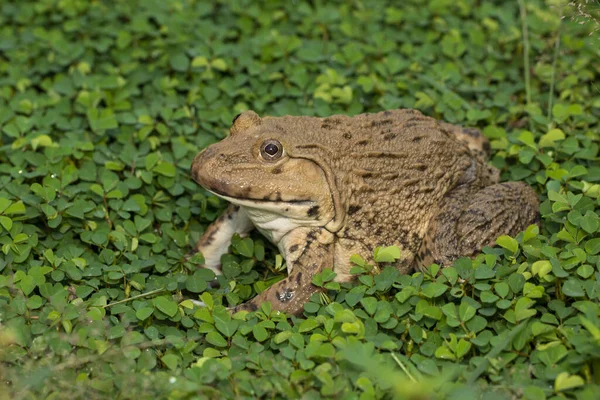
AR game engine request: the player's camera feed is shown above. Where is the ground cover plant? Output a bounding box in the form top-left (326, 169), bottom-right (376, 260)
top-left (1, 0), bottom-right (600, 398)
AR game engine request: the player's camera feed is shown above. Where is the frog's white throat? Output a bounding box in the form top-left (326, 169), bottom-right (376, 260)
top-left (212, 192), bottom-right (330, 246)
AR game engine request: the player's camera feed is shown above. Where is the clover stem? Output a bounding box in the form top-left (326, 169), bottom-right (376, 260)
top-left (103, 287), bottom-right (166, 308)
top-left (391, 352), bottom-right (417, 383)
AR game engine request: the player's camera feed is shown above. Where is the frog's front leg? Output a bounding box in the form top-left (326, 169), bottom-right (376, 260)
top-left (233, 228), bottom-right (334, 315)
top-left (190, 204), bottom-right (254, 275)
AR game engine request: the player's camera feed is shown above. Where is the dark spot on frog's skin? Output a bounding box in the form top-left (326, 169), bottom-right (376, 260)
top-left (324, 118), bottom-right (338, 124)
top-left (397, 231), bottom-right (412, 249)
top-left (202, 231), bottom-right (216, 246)
top-left (463, 128), bottom-right (481, 138)
top-left (383, 111), bottom-right (392, 116)
top-left (434, 232), bottom-right (445, 244)
top-left (277, 290), bottom-right (294, 303)
top-left (404, 116), bottom-right (427, 129)
top-left (297, 144), bottom-right (319, 150)
top-left (321, 118), bottom-right (341, 129)
top-left (295, 272), bottom-right (303, 284)
top-left (412, 135), bottom-right (424, 143)
top-left (370, 152), bottom-right (400, 158)
top-left (306, 231), bottom-right (317, 241)
top-left (411, 232), bottom-right (421, 247)
top-left (343, 132), bottom-right (352, 140)
top-left (348, 205), bottom-right (361, 215)
top-left (384, 133), bottom-right (397, 141)
top-left (371, 119), bottom-right (393, 127)
top-left (289, 244), bottom-right (299, 253)
top-left (240, 186), bottom-right (253, 197)
top-left (307, 205), bottom-right (320, 217)
top-left (263, 192), bottom-right (282, 201)
top-left (357, 140), bottom-right (369, 146)
top-left (232, 113), bottom-right (241, 125)
top-left (272, 166), bottom-right (283, 174)
top-left (247, 302), bottom-right (258, 311)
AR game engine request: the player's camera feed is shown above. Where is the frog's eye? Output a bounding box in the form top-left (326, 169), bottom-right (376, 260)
top-left (260, 139), bottom-right (283, 161)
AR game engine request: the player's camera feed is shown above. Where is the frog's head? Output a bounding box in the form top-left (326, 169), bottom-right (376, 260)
top-left (191, 111), bottom-right (341, 231)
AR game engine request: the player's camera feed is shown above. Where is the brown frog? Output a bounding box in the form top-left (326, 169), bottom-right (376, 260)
top-left (190, 109), bottom-right (539, 314)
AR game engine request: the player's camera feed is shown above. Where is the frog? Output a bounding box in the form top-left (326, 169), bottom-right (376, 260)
top-left (189, 109), bottom-right (539, 315)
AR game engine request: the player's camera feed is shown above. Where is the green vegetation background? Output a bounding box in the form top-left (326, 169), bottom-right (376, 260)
top-left (1, 0), bottom-right (600, 398)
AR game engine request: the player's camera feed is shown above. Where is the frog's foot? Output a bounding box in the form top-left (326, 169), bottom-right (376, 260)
top-left (416, 182), bottom-right (539, 269)
top-left (231, 268), bottom-right (324, 315)
top-left (191, 204), bottom-right (254, 275)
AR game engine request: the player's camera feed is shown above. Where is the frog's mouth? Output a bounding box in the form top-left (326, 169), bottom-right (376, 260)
top-left (205, 184), bottom-right (314, 205)
top-left (205, 188), bottom-right (320, 220)
top-left (206, 187), bottom-right (330, 245)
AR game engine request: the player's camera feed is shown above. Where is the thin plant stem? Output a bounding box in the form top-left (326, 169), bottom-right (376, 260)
top-left (103, 287), bottom-right (166, 308)
top-left (391, 352), bottom-right (417, 382)
top-left (518, 0), bottom-right (533, 130)
top-left (548, 10), bottom-right (563, 123)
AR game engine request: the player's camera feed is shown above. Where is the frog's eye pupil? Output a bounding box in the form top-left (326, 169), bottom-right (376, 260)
top-left (260, 139), bottom-right (283, 161)
top-left (265, 143), bottom-right (279, 156)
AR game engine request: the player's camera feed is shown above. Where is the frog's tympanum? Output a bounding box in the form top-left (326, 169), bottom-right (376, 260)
top-left (190, 109), bottom-right (539, 314)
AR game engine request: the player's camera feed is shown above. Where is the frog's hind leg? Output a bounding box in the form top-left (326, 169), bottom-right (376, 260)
top-left (416, 182), bottom-right (539, 270)
top-left (188, 204), bottom-right (254, 275)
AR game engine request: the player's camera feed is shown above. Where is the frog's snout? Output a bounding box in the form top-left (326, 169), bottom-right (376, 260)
top-left (190, 147), bottom-right (211, 185)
